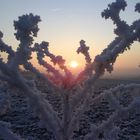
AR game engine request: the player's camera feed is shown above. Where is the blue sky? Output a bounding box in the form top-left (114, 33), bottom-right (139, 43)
top-left (0, 0), bottom-right (140, 78)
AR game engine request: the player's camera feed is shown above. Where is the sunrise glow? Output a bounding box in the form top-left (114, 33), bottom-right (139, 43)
top-left (69, 60), bottom-right (79, 68)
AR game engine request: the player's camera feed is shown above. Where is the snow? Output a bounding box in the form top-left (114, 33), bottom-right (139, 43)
top-left (0, 79), bottom-right (140, 140)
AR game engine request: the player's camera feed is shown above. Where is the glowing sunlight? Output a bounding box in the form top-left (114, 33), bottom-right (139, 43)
top-left (69, 60), bottom-right (79, 68)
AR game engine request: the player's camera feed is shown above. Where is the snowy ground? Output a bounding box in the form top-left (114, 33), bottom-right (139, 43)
top-left (0, 78), bottom-right (140, 140)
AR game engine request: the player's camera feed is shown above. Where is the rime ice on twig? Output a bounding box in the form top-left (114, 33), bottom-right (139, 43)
top-left (92, 0), bottom-right (140, 76)
top-left (9, 14), bottom-right (41, 69)
top-left (85, 84), bottom-right (140, 140)
top-left (0, 0), bottom-right (139, 140)
top-left (77, 40), bottom-right (91, 65)
top-left (77, 0), bottom-right (140, 81)
top-left (0, 31), bottom-right (15, 61)
top-left (33, 42), bottom-right (64, 86)
top-left (74, 40), bottom-right (92, 85)
top-left (33, 41), bottom-right (73, 88)
top-left (0, 14), bottom-right (63, 140)
top-left (71, 0), bottom-right (140, 116)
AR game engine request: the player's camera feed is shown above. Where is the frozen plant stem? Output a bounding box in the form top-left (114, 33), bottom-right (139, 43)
top-left (0, 0), bottom-right (139, 140)
top-left (62, 91), bottom-right (70, 140)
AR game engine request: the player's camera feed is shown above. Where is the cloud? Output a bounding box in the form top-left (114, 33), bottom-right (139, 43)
top-left (50, 8), bottom-right (61, 12)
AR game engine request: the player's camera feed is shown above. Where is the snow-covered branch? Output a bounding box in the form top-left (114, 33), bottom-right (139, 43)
top-left (77, 40), bottom-right (91, 65)
top-left (0, 31), bottom-right (15, 61)
top-left (85, 84), bottom-right (140, 140)
top-left (0, 0), bottom-right (139, 140)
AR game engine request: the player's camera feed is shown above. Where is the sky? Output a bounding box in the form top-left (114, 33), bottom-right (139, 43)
top-left (0, 0), bottom-right (140, 78)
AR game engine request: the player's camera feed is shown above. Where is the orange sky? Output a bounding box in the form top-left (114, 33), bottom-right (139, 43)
top-left (0, 0), bottom-right (140, 78)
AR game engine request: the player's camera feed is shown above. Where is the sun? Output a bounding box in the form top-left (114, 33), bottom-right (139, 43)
top-left (69, 60), bottom-right (79, 68)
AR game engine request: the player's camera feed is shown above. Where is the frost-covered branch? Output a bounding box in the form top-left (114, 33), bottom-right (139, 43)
top-left (77, 40), bottom-right (91, 65)
top-left (0, 64), bottom-right (63, 139)
top-left (0, 0), bottom-right (139, 139)
top-left (85, 83), bottom-right (140, 140)
top-left (32, 42), bottom-right (64, 86)
top-left (8, 14), bottom-right (41, 70)
top-left (86, 98), bottom-right (140, 140)
top-left (0, 31), bottom-right (15, 61)
top-left (75, 40), bottom-right (92, 84)
top-left (0, 14), bottom-right (63, 140)
top-left (72, 0), bottom-right (140, 111)
top-left (9, 14), bottom-right (59, 90)
top-left (75, 0), bottom-right (140, 87)
top-left (32, 41), bottom-right (75, 88)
